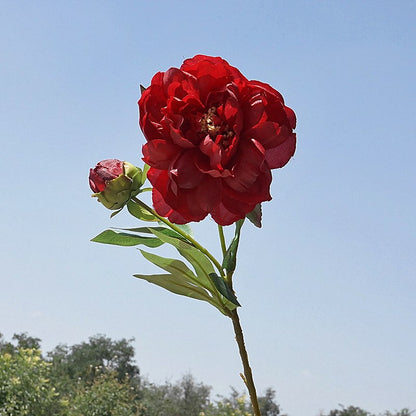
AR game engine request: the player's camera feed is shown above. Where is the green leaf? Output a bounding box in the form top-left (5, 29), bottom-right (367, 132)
top-left (113, 226), bottom-right (187, 241)
top-left (246, 203), bottom-right (262, 228)
top-left (138, 251), bottom-right (229, 314)
top-left (133, 273), bottom-right (213, 304)
top-left (209, 273), bottom-right (241, 307)
top-left (91, 230), bottom-right (163, 247)
top-left (149, 229), bottom-right (215, 291)
top-left (157, 221), bottom-right (194, 238)
top-left (174, 223), bottom-right (194, 237)
top-left (127, 200), bottom-right (158, 222)
top-left (140, 250), bottom-right (197, 281)
top-left (148, 229), bottom-right (238, 312)
top-left (222, 220), bottom-right (244, 273)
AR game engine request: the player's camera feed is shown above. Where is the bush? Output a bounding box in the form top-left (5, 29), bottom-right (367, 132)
top-left (0, 348), bottom-right (62, 416)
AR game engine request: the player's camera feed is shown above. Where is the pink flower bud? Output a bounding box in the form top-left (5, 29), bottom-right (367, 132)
top-left (89, 159), bottom-right (144, 210)
top-left (89, 159), bottom-right (124, 193)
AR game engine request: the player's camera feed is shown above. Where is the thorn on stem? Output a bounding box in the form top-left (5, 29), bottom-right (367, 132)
top-left (240, 372), bottom-right (248, 387)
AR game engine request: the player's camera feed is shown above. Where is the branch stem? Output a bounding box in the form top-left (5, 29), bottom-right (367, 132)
top-left (218, 225), bottom-right (227, 257)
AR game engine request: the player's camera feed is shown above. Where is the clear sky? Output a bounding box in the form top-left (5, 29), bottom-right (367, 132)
top-left (1, 1), bottom-right (415, 415)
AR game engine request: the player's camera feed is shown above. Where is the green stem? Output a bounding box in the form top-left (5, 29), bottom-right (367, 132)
top-left (230, 309), bottom-right (261, 416)
top-left (218, 225), bottom-right (227, 257)
top-left (131, 197), bottom-right (225, 279)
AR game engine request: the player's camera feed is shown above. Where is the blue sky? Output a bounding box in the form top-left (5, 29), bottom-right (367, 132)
top-left (1, 1), bottom-right (415, 415)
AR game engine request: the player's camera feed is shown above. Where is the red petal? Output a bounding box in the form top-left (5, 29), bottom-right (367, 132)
top-left (152, 188), bottom-right (189, 224)
top-left (248, 80), bottom-right (284, 104)
top-left (199, 136), bottom-right (223, 171)
top-left (224, 139), bottom-right (266, 193)
top-left (169, 150), bottom-right (204, 189)
top-left (284, 105), bottom-right (297, 129)
top-left (265, 133), bottom-right (296, 169)
top-left (245, 121), bottom-right (288, 149)
top-left (210, 202), bottom-right (242, 226)
top-left (148, 167), bottom-right (208, 223)
top-left (142, 140), bottom-right (179, 170)
top-left (89, 159), bottom-right (123, 193)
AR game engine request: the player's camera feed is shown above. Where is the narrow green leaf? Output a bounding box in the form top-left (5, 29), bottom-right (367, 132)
top-left (174, 223), bottom-right (194, 237)
top-left (156, 221), bottom-right (194, 238)
top-left (149, 229), bottom-right (215, 291)
top-left (113, 226), bottom-right (185, 240)
top-left (112, 226), bottom-right (167, 234)
top-left (222, 220), bottom-right (244, 273)
top-left (127, 200), bottom-right (158, 222)
top-left (209, 273), bottom-right (241, 307)
top-left (138, 251), bottom-right (230, 314)
top-left (246, 203), bottom-right (262, 228)
top-left (91, 230), bottom-right (163, 247)
top-left (140, 250), bottom-right (197, 281)
top-left (148, 228), bottom-right (238, 312)
top-left (133, 273), bottom-right (212, 303)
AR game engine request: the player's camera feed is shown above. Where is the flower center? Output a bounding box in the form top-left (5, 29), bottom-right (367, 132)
top-left (200, 106), bottom-right (234, 147)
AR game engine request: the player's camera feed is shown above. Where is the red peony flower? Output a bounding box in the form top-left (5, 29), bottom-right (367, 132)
top-left (138, 55), bottom-right (296, 226)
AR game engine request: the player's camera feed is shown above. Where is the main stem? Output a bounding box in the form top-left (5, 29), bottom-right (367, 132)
top-left (133, 199), bottom-right (260, 412)
top-left (230, 309), bottom-right (261, 416)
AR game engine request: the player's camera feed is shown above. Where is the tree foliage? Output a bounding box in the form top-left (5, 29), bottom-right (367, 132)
top-left (67, 372), bottom-right (143, 416)
top-left (0, 332), bottom-right (41, 354)
top-left (0, 333), bottom-right (411, 416)
top-left (48, 334), bottom-right (139, 382)
top-left (47, 334), bottom-right (140, 396)
top-left (319, 405), bottom-right (414, 416)
top-left (140, 373), bottom-right (211, 416)
top-left (0, 348), bottom-right (62, 416)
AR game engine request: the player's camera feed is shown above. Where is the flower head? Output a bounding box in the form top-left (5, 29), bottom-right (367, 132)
top-left (138, 55), bottom-right (296, 225)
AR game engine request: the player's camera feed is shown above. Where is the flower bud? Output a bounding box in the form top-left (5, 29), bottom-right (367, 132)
top-left (89, 159), bottom-right (143, 210)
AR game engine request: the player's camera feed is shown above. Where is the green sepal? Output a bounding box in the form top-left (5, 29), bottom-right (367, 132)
top-left (92, 162), bottom-right (143, 211)
top-left (93, 175), bottom-right (132, 210)
top-left (246, 203), bottom-right (262, 228)
top-left (142, 163), bottom-right (150, 180)
top-left (124, 162), bottom-right (145, 190)
top-left (127, 200), bottom-right (158, 222)
top-left (91, 230), bottom-right (163, 247)
top-left (209, 273), bottom-right (241, 307)
top-left (110, 208), bottom-right (123, 218)
top-left (222, 220), bottom-right (244, 273)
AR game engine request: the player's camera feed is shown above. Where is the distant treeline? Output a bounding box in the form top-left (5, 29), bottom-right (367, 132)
top-left (0, 332), bottom-right (412, 416)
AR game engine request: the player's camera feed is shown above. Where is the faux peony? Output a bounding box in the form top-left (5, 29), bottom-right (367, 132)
top-left (89, 55), bottom-right (296, 416)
